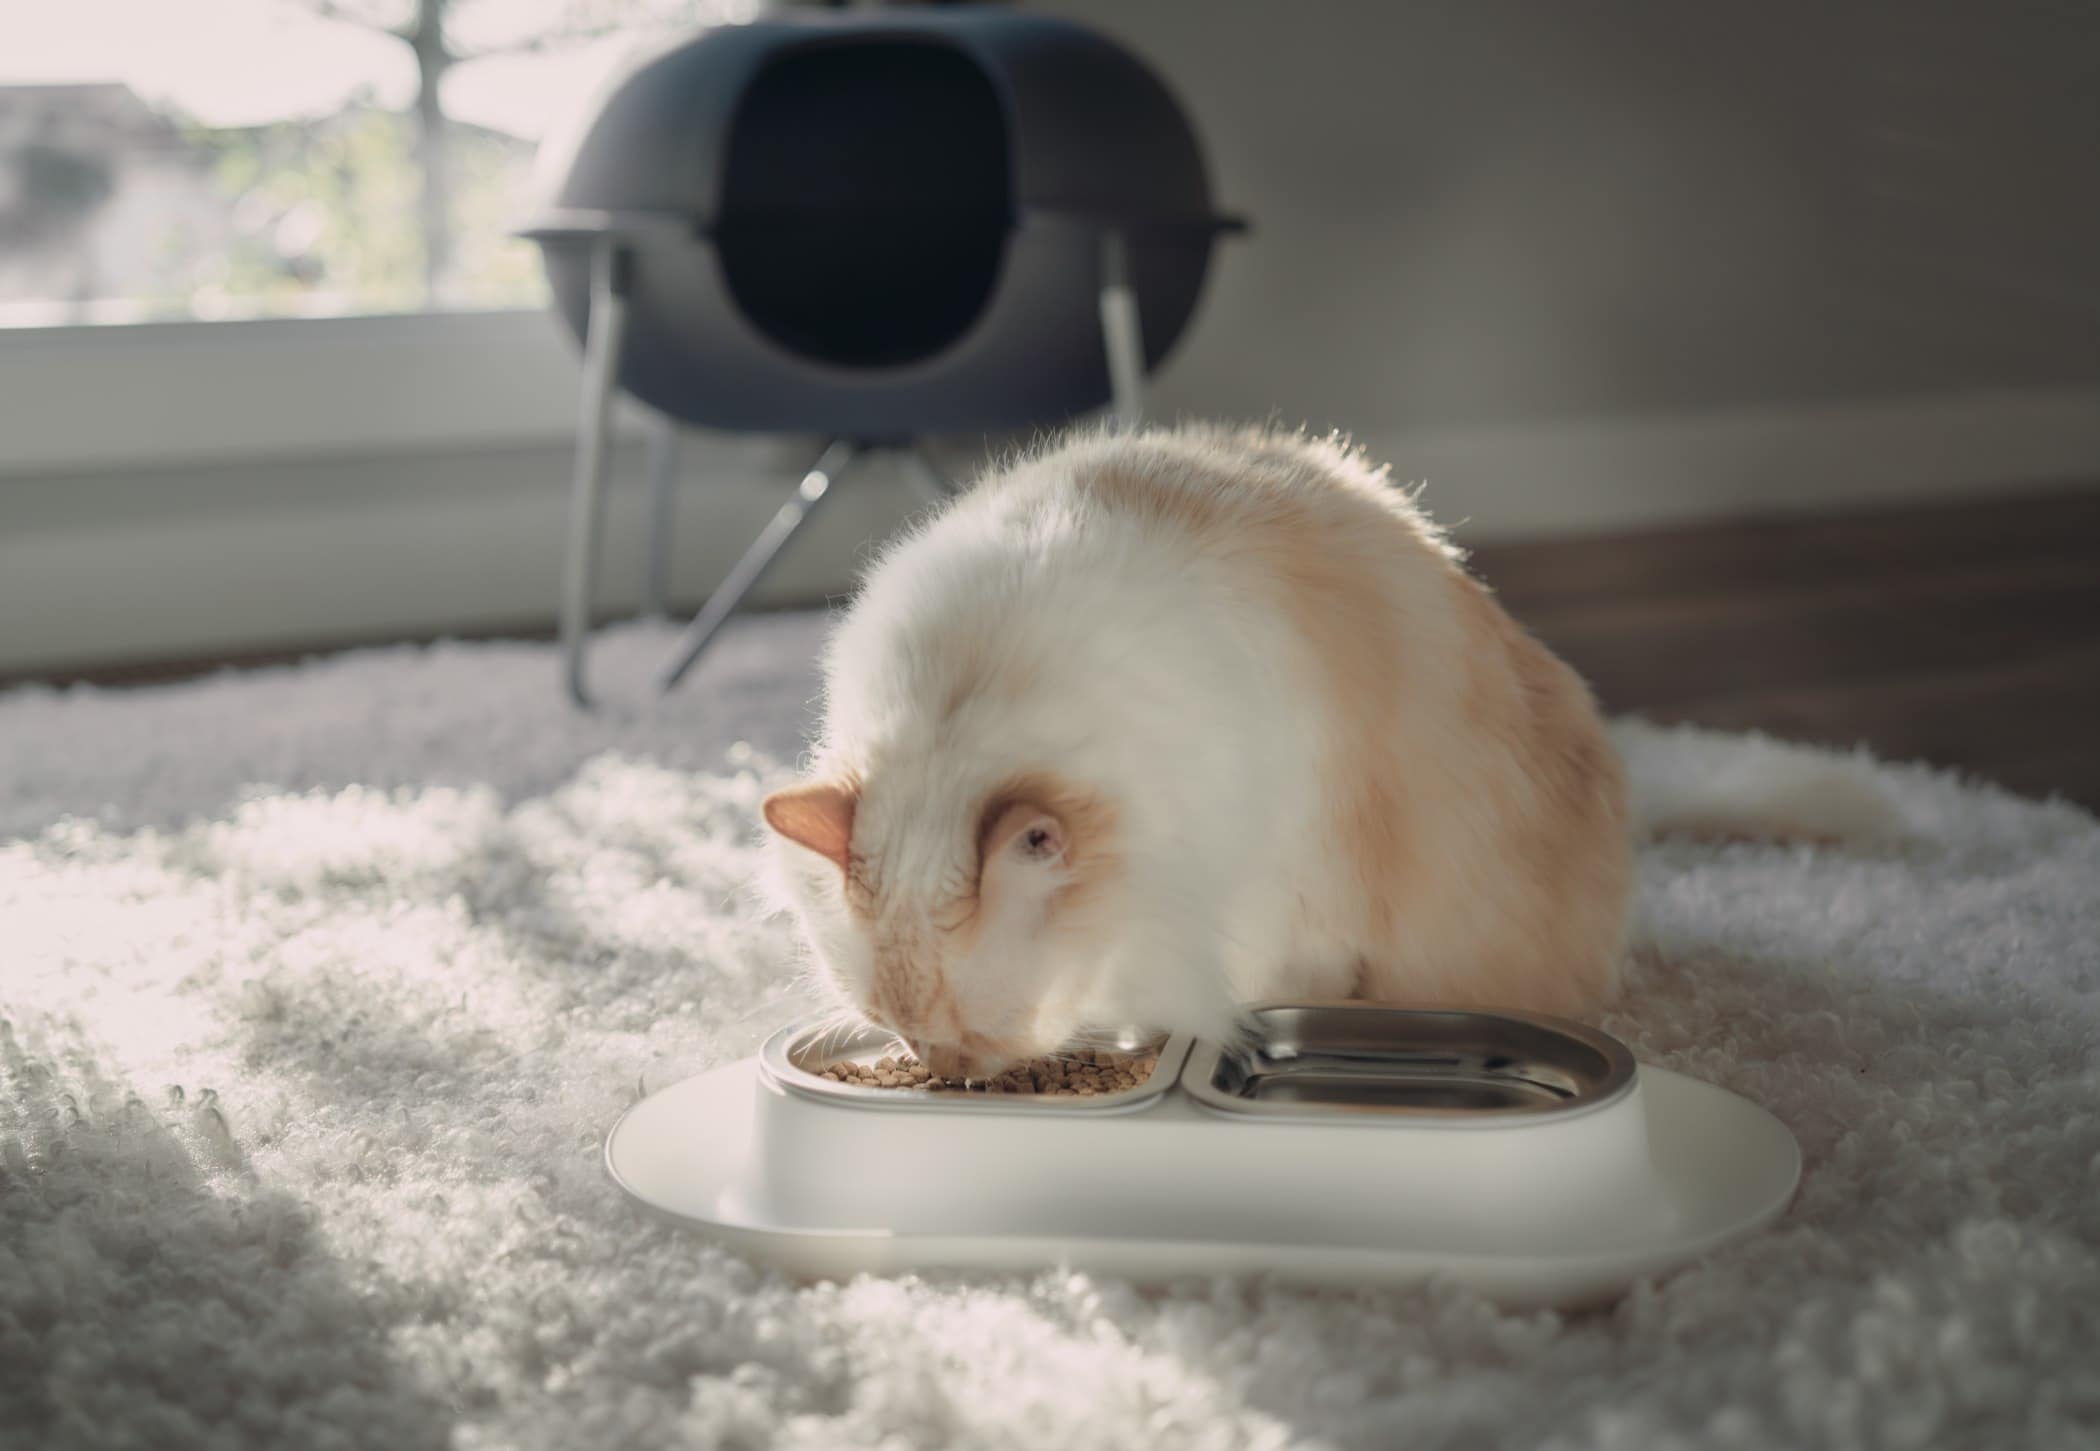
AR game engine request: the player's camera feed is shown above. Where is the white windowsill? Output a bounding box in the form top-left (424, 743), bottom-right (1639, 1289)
top-left (0, 308), bottom-right (632, 478)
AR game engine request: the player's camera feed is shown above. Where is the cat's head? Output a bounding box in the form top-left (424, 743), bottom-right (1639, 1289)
top-left (760, 767), bottom-right (1119, 1079)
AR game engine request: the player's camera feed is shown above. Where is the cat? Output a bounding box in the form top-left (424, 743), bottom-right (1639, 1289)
top-left (760, 424), bottom-right (1892, 1080)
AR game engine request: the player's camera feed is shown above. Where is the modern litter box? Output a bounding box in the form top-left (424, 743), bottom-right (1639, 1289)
top-left (606, 1004), bottom-right (1800, 1308)
top-left (521, 10), bottom-right (1246, 704)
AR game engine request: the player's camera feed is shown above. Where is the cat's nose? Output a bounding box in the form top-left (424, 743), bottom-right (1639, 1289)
top-left (918, 1042), bottom-right (969, 1081)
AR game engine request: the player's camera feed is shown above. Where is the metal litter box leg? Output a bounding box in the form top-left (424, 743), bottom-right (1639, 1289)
top-left (638, 412), bottom-right (681, 620)
top-left (657, 437), bottom-right (859, 693)
top-left (1098, 231), bottom-right (1146, 431)
top-left (560, 236), bottom-right (631, 709)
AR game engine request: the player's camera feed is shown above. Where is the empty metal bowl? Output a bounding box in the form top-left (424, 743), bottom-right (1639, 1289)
top-left (1181, 1003), bottom-right (1638, 1121)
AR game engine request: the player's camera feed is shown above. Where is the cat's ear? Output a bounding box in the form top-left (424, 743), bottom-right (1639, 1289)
top-left (763, 780), bottom-right (858, 871)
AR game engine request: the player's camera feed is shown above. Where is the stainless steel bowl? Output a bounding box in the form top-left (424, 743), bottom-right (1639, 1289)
top-left (1179, 1003), bottom-right (1638, 1124)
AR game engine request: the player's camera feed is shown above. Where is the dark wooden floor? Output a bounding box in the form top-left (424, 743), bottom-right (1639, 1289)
top-left (1467, 485), bottom-right (2100, 810)
top-left (13, 485), bottom-right (2098, 810)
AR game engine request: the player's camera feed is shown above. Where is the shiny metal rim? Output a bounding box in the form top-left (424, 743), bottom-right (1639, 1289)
top-left (1177, 1001), bottom-right (1639, 1127)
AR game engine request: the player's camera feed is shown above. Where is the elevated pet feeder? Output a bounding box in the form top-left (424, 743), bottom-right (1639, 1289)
top-left (523, 10), bottom-right (1245, 705)
top-left (607, 1004), bottom-right (1801, 1307)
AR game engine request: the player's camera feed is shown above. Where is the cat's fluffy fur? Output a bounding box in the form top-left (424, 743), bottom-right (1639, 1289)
top-left (760, 424), bottom-right (1650, 1074)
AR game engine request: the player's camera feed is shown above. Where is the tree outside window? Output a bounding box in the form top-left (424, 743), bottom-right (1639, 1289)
top-left (0, 0), bottom-right (746, 326)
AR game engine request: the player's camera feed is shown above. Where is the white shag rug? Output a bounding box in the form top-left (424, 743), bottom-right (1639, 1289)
top-left (4, 617), bottom-right (2098, 1451)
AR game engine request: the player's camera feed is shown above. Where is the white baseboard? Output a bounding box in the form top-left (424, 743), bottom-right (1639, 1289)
top-left (3, 385), bottom-right (2097, 676)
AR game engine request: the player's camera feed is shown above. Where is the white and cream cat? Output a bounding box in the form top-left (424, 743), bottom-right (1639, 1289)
top-left (760, 425), bottom-right (1887, 1080)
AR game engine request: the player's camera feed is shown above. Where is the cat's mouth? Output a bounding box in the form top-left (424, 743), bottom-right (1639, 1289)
top-left (859, 1008), bottom-right (1025, 1079)
top-left (908, 1031), bottom-right (1030, 1082)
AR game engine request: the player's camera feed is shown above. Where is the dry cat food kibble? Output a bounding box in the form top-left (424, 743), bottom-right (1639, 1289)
top-left (820, 1048), bottom-right (1159, 1096)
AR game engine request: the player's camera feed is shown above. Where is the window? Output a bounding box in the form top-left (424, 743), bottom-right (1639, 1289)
top-left (0, 0), bottom-right (750, 327)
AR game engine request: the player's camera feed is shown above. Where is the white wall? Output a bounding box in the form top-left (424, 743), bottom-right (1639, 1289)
top-left (1049, 0), bottom-right (2100, 427)
top-left (4, 0), bottom-right (2097, 676)
top-left (0, 430), bottom-right (933, 676)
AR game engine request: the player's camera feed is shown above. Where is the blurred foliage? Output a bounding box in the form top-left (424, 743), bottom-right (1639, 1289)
top-left (0, 145), bottom-right (116, 253)
top-left (18, 144), bottom-right (117, 214)
top-left (1, 0), bottom-right (755, 323)
top-left (172, 106), bottom-right (542, 318)
top-left (309, 0), bottom-right (746, 58)
top-left (201, 107), bottom-right (537, 317)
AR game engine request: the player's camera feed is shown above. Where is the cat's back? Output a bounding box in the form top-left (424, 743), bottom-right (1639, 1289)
top-left (821, 427), bottom-right (1438, 799)
top-left (983, 424), bottom-right (1459, 573)
top-left (834, 425), bottom-right (1470, 708)
top-left (1024, 425), bottom-right (1477, 691)
top-left (1021, 426), bottom-right (1626, 1013)
top-left (822, 429), bottom-right (1324, 757)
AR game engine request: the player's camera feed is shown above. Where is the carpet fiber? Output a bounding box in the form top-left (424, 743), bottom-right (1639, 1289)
top-left (4, 618), bottom-right (2097, 1451)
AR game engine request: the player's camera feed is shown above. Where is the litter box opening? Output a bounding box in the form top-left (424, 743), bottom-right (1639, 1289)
top-left (717, 38), bottom-right (1012, 369)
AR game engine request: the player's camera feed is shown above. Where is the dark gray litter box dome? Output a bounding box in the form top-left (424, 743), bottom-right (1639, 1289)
top-left (524, 10), bottom-right (1243, 436)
